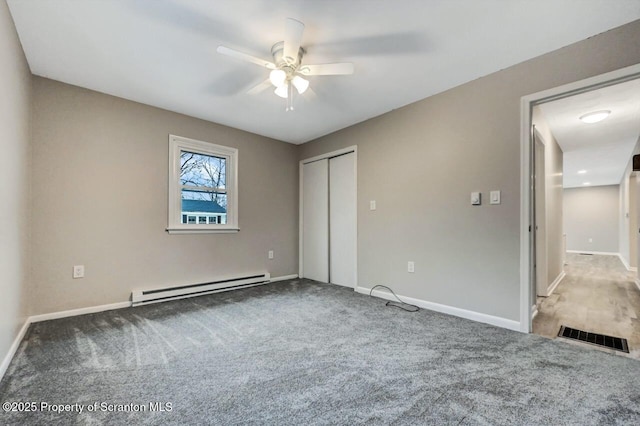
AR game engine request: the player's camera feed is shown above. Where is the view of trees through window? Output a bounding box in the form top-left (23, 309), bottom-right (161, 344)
top-left (180, 151), bottom-right (227, 224)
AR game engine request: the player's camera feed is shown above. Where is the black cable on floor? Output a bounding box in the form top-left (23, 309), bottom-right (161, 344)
top-left (369, 285), bottom-right (419, 312)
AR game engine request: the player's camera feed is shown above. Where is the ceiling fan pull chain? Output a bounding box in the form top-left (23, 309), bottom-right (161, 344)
top-left (286, 83), bottom-right (294, 112)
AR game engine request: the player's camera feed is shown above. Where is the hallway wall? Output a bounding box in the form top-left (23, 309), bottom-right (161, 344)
top-left (564, 185), bottom-right (620, 253)
top-left (532, 106), bottom-right (564, 291)
top-left (618, 136), bottom-right (640, 270)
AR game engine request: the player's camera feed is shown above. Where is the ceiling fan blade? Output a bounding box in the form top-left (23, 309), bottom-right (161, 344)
top-left (247, 79), bottom-right (272, 95)
top-left (217, 46), bottom-right (275, 69)
top-left (283, 18), bottom-right (305, 64)
top-left (298, 63), bottom-right (354, 76)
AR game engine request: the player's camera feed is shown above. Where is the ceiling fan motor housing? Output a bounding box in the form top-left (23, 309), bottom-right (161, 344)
top-left (271, 41), bottom-right (305, 74)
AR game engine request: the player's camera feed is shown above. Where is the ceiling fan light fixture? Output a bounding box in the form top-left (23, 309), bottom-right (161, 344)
top-left (269, 69), bottom-right (287, 87)
top-left (579, 110), bottom-right (610, 124)
top-left (292, 76), bottom-right (309, 94)
top-left (274, 84), bottom-right (289, 98)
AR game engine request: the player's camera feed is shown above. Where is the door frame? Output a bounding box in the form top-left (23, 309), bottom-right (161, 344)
top-left (519, 63), bottom-right (640, 333)
top-left (299, 146), bottom-right (358, 287)
top-left (533, 129), bottom-right (548, 298)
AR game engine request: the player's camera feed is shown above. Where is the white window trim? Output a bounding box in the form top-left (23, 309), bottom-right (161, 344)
top-left (167, 134), bottom-right (239, 234)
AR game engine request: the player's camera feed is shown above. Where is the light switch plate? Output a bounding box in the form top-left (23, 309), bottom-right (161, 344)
top-left (370, 200), bottom-right (376, 210)
top-left (73, 265), bottom-right (84, 279)
top-left (471, 192), bottom-right (481, 205)
top-left (490, 190), bottom-right (501, 205)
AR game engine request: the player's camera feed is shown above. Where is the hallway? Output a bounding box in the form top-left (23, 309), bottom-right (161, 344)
top-left (533, 253), bottom-right (640, 359)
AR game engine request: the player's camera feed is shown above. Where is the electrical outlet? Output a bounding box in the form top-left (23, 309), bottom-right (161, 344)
top-left (73, 265), bottom-right (85, 279)
top-left (588, 238), bottom-right (593, 243)
top-left (268, 250), bottom-right (274, 259)
top-left (408, 261), bottom-right (415, 273)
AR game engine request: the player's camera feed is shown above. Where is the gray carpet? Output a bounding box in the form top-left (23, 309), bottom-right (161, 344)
top-left (1, 279), bottom-right (639, 425)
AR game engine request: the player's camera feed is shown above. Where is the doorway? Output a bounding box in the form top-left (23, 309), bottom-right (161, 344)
top-left (300, 147), bottom-right (357, 288)
top-left (522, 65), bottom-right (640, 357)
top-left (520, 63), bottom-right (640, 333)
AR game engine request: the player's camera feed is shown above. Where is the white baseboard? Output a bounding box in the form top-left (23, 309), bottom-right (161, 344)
top-left (567, 251), bottom-right (637, 272)
top-left (547, 271), bottom-right (566, 296)
top-left (566, 250), bottom-right (618, 256)
top-left (29, 301), bottom-right (132, 323)
top-left (30, 276), bottom-right (300, 322)
top-left (355, 286), bottom-right (521, 332)
top-left (29, 276), bottom-right (298, 323)
top-left (617, 254), bottom-right (636, 272)
top-left (0, 318), bottom-right (30, 382)
top-left (531, 304), bottom-right (539, 320)
top-left (270, 274), bottom-right (299, 282)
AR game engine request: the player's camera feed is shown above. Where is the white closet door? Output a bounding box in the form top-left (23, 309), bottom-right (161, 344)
top-left (329, 153), bottom-right (356, 287)
top-left (302, 159), bottom-right (329, 282)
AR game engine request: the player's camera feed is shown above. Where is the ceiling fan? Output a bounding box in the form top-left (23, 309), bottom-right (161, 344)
top-left (217, 18), bottom-right (354, 111)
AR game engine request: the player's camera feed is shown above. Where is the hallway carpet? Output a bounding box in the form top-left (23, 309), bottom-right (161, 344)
top-left (1, 279), bottom-right (639, 425)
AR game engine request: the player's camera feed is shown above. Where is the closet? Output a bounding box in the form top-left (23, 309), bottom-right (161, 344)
top-left (301, 150), bottom-right (356, 287)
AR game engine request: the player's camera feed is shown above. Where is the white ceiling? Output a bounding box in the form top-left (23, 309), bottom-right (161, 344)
top-left (7, 0), bottom-right (640, 144)
top-left (538, 78), bottom-right (640, 188)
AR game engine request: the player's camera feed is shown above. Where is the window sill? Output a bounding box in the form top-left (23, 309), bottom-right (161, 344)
top-left (166, 227), bottom-right (240, 235)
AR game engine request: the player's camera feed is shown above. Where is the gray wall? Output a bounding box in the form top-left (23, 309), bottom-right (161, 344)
top-left (564, 185), bottom-right (620, 253)
top-left (30, 78), bottom-right (299, 315)
top-left (0, 0), bottom-right (31, 368)
top-left (618, 136), bottom-right (640, 269)
top-left (532, 106), bottom-right (564, 290)
top-left (298, 20), bottom-right (640, 321)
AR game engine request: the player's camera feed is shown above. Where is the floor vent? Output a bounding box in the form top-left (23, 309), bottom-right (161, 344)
top-left (132, 272), bottom-right (270, 306)
top-left (558, 325), bottom-right (629, 353)
top-left (578, 253), bottom-right (593, 256)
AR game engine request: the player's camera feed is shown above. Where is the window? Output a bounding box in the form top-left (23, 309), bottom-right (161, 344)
top-left (167, 135), bottom-right (238, 234)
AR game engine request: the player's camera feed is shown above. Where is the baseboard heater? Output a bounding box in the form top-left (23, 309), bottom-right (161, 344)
top-left (131, 272), bottom-right (270, 306)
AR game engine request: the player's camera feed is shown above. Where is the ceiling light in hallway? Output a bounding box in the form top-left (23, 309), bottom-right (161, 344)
top-left (579, 110), bottom-right (611, 123)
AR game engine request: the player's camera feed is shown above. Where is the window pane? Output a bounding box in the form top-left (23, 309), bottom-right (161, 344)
top-left (181, 191), bottom-right (227, 225)
top-left (180, 151), bottom-right (226, 189)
